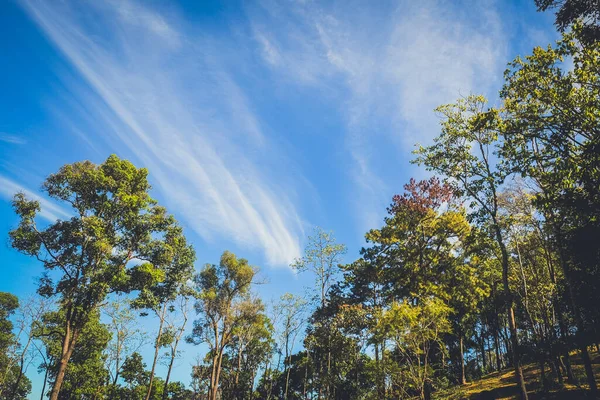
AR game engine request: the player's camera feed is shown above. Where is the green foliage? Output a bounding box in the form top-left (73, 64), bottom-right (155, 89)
top-left (536, 0), bottom-right (600, 43)
top-left (187, 251), bottom-right (259, 400)
top-left (0, 292), bottom-right (32, 400)
top-left (38, 309), bottom-right (111, 400)
top-left (382, 298), bottom-right (452, 399)
top-left (6, 20), bottom-right (600, 399)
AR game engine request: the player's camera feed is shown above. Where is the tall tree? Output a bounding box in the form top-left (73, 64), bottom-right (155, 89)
top-left (414, 98), bottom-right (529, 399)
top-left (293, 227), bottom-right (347, 309)
top-left (382, 298), bottom-right (452, 400)
top-left (274, 293), bottom-right (306, 400)
top-left (0, 292), bottom-right (32, 400)
top-left (6, 297), bottom-right (50, 400)
top-left (187, 251), bottom-right (256, 400)
top-left (8, 155), bottom-right (191, 400)
top-left (39, 309), bottom-right (111, 400)
top-left (501, 27), bottom-right (600, 394)
top-left (132, 224), bottom-right (195, 400)
top-left (293, 227), bottom-right (346, 398)
top-left (161, 293), bottom-right (192, 400)
top-left (104, 299), bottom-right (146, 395)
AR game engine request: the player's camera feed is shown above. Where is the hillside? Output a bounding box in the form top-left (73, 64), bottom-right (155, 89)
top-left (439, 350), bottom-right (600, 399)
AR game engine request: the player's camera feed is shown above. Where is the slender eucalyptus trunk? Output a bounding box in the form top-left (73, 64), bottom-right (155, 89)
top-left (494, 223), bottom-right (529, 400)
top-left (284, 337), bottom-right (292, 400)
top-left (494, 327), bottom-right (502, 371)
top-left (9, 333), bottom-right (33, 399)
top-left (460, 335), bottom-right (467, 385)
top-left (161, 346), bottom-right (177, 400)
top-left (145, 302), bottom-right (168, 400)
top-left (40, 365), bottom-right (49, 400)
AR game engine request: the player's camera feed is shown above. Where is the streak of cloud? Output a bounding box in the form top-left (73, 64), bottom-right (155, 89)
top-left (249, 0), bottom-right (507, 230)
top-left (0, 133), bottom-right (27, 145)
top-left (21, 0), bottom-right (303, 266)
top-left (0, 175), bottom-right (71, 222)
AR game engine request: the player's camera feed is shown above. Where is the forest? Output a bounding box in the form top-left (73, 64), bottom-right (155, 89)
top-left (1, 1), bottom-right (600, 399)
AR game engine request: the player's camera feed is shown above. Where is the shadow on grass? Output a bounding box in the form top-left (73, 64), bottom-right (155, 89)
top-left (464, 349), bottom-right (600, 399)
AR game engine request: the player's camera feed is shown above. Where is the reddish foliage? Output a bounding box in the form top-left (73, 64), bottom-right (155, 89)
top-left (388, 177), bottom-right (453, 215)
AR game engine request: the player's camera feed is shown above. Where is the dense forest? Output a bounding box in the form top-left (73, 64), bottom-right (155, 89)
top-left (1, 1), bottom-right (600, 399)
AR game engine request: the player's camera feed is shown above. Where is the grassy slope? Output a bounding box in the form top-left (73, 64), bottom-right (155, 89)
top-left (436, 350), bottom-right (600, 399)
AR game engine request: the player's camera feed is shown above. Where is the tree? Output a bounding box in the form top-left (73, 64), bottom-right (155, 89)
top-left (274, 293), bottom-right (307, 400)
top-left (39, 309), bottom-right (111, 400)
top-left (219, 297), bottom-right (273, 399)
top-left (8, 155), bottom-right (192, 400)
top-left (535, 0), bottom-right (600, 43)
top-left (293, 227), bottom-right (346, 398)
top-left (121, 352), bottom-right (149, 398)
top-left (132, 224), bottom-right (195, 400)
top-left (187, 251), bottom-right (256, 400)
top-left (414, 98), bottom-right (529, 399)
top-left (161, 293), bottom-right (192, 400)
top-left (501, 27), bottom-right (600, 394)
top-left (5, 297), bottom-right (50, 400)
top-left (293, 227), bottom-right (347, 309)
top-left (104, 299), bottom-right (146, 396)
top-left (381, 298), bottom-right (452, 400)
top-left (0, 292), bottom-right (32, 400)
top-left (350, 178), bottom-right (488, 393)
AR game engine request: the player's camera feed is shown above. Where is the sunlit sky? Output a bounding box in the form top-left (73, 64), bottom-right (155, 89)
top-left (0, 0), bottom-right (556, 397)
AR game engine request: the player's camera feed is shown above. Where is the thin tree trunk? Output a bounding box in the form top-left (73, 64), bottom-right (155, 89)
top-left (303, 351), bottom-right (309, 400)
top-left (460, 335), bottom-right (467, 384)
top-left (480, 329), bottom-right (487, 372)
top-left (145, 302), bottom-right (168, 400)
top-left (285, 360), bottom-right (292, 400)
top-left (494, 224), bottom-right (529, 400)
top-left (494, 327), bottom-right (502, 371)
top-left (212, 351), bottom-right (225, 400)
top-left (49, 325), bottom-right (78, 400)
top-left (508, 306), bottom-right (528, 399)
top-left (210, 353), bottom-right (219, 400)
top-left (539, 357), bottom-right (547, 392)
top-left (161, 348), bottom-right (176, 400)
top-left (40, 366), bottom-right (49, 400)
top-left (550, 357), bottom-right (563, 386)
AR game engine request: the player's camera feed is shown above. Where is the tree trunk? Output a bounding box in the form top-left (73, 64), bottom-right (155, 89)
top-left (145, 303), bottom-right (168, 400)
top-left (480, 330), bottom-right (487, 372)
top-left (49, 325), bottom-right (78, 400)
top-left (40, 365), bottom-right (49, 400)
top-left (210, 353), bottom-right (219, 400)
top-left (494, 326), bottom-right (502, 371)
top-left (10, 359), bottom-right (26, 399)
top-left (161, 348), bottom-right (176, 400)
top-left (550, 357), bottom-right (563, 386)
top-left (212, 351), bottom-right (225, 400)
top-left (285, 359), bottom-right (292, 400)
top-left (303, 352), bottom-right (308, 400)
top-left (460, 335), bottom-right (467, 385)
top-left (235, 344), bottom-right (242, 386)
top-left (539, 356), bottom-right (548, 392)
top-left (494, 223), bottom-right (529, 400)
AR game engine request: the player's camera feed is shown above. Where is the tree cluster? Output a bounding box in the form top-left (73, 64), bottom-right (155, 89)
top-left (2, 4), bottom-right (600, 399)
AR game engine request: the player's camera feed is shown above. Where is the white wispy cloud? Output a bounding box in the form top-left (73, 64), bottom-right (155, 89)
top-left (21, 0), bottom-right (303, 266)
top-left (249, 0), bottom-right (507, 230)
top-left (0, 133), bottom-right (27, 145)
top-left (0, 175), bottom-right (71, 222)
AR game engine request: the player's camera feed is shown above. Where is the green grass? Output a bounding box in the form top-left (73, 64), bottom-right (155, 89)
top-left (435, 350), bottom-right (600, 399)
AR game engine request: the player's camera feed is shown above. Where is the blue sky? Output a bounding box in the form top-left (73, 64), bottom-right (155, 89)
top-left (0, 0), bottom-right (556, 397)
